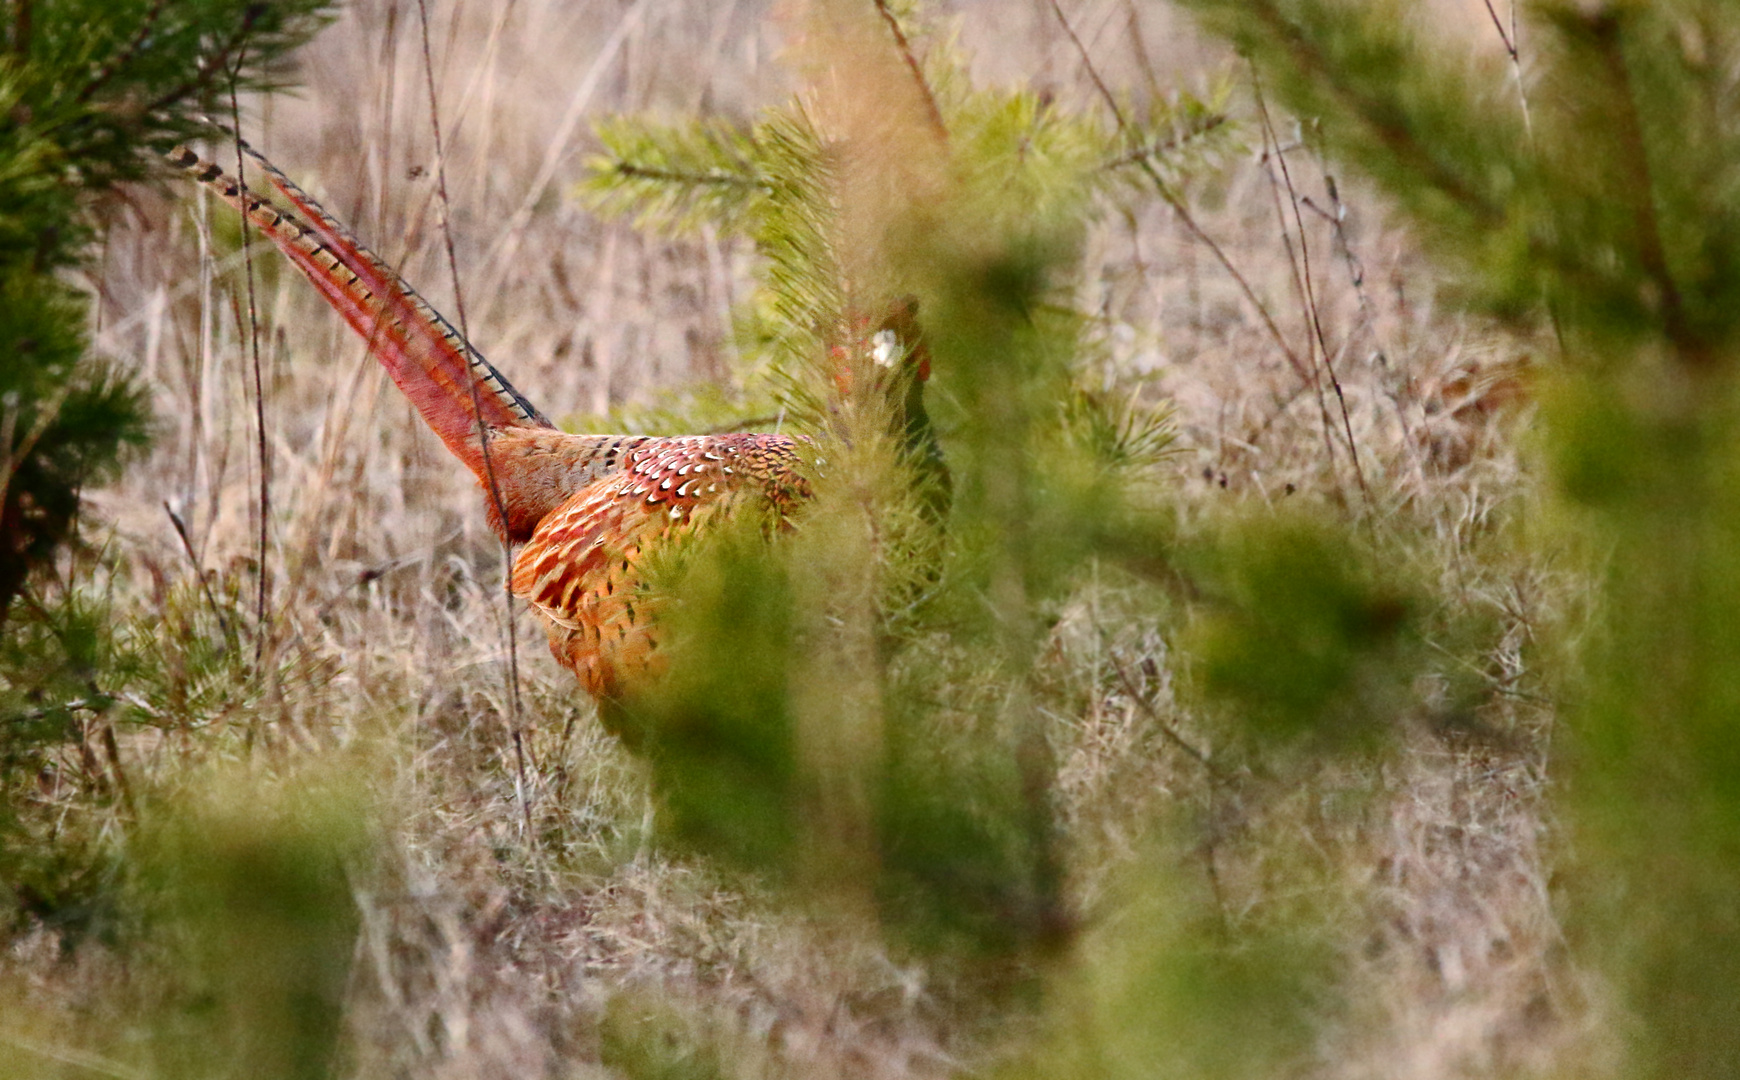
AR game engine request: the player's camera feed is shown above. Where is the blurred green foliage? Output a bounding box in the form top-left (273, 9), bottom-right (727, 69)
top-left (599, 989), bottom-right (738, 1080)
top-left (136, 767), bottom-right (366, 1080)
top-left (1000, 844), bottom-right (1326, 1080)
top-left (1176, 0), bottom-right (1740, 1074)
top-left (630, 526), bottom-right (801, 873)
top-left (577, 21), bottom-right (1463, 1080)
top-left (1178, 512), bottom-right (1421, 747)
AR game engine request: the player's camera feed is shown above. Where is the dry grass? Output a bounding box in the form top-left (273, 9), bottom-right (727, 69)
top-left (3, 1), bottom-right (1608, 1077)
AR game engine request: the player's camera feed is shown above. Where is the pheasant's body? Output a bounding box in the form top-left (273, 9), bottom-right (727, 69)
top-left (171, 144), bottom-right (829, 708)
top-left (504, 429), bottom-right (809, 698)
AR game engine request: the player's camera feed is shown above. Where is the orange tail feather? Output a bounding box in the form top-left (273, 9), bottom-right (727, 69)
top-left (169, 144), bottom-right (552, 481)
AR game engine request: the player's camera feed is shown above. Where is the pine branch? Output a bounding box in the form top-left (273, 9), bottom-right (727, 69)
top-left (75, 0), bottom-right (170, 104)
top-left (605, 161), bottom-right (767, 191)
top-left (146, 4), bottom-right (267, 115)
top-left (1099, 112), bottom-right (1230, 171)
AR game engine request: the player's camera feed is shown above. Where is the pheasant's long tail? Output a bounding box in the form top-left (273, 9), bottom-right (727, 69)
top-left (168, 144), bottom-right (553, 480)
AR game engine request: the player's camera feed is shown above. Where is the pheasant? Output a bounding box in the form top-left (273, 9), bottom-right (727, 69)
top-left (168, 142), bottom-right (934, 716)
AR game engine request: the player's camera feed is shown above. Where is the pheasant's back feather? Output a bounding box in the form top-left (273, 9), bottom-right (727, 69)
top-left (511, 433), bottom-right (811, 702)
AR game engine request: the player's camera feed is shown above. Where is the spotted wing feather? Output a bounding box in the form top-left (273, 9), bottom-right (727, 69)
top-left (511, 434), bottom-right (811, 701)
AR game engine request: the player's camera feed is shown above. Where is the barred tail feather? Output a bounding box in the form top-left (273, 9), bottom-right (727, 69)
top-left (168, 145), bottom-right (553, 481)
top-left (230, 140), bottom-right (550, 429)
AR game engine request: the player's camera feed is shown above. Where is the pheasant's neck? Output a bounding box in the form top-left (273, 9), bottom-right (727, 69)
top-left (477, 429), bottom-right (641, 543)
top-left (901, 378), bottom-right (950, 518)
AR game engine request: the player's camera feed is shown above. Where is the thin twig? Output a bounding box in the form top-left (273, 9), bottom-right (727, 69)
top-left (871, 0), bottom-right (948, 143)
top-left (1481, 0), bottom-right (1571, 367)
top-left (1592, 15), bottom-right (1694, 365)
top-left (1050, 0), bottom-right (1127, 127)
top-left (1241, 0), bottom-right (1503, 226)
top-left (1251, 84), bottom-right (1340, 487)
top-left (228, 64), bottom-right (272, 666)
top-left (1480, 0), bottom-right (1514, 56)
top-left (1046, 0), bottom-right (1313, 386)
top-left (1304, 176), bottom-right (1428, 481)
top-left (0, 370), bottom-right (73, 513)
top-left (1479, 0), bottom-right (1534, 141)
top-left (1108, 653), bottom-right (1225, 780)
top-left (163, 500), bottom-right (232, 642)
top-left (1172, 200), bottom-right (1314, 384)
top-left (12, 0), bottom-right (30, 59)
top-left (414, 0), bottom-right (534, 841)
top-left (99, 718), bottom-right (136, 819)
top-left (1252, 69), bottom-right (1371, 513)
top-left (12, 695), bottom-right (111, 723)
